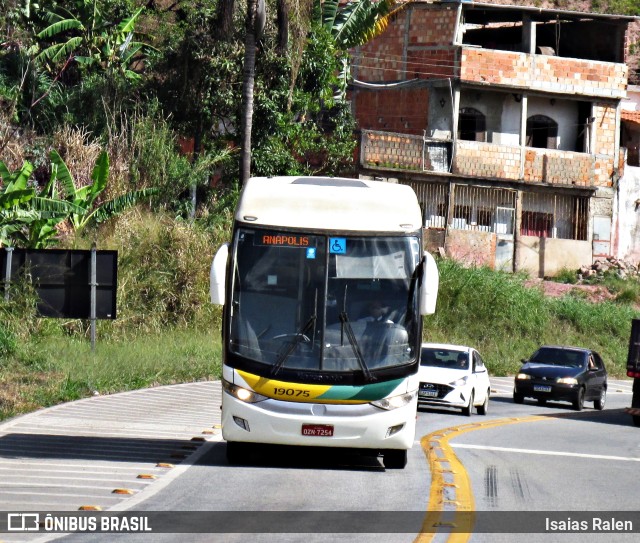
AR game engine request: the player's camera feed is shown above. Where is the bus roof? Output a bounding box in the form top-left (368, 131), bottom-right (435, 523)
top-left (236, 176), bottom-right (422, 233)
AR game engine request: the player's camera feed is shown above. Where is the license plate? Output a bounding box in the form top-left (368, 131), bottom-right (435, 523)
top-left (302, 424), bottom-right (334, 437)
top-left (419, 390), bottom-right (438, 398)
top-left (534, 385), bottom-right (552, 392)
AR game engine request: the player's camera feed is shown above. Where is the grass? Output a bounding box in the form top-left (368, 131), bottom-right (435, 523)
top-left (2, 253), bottom-right (638, 423)
top-left (0, 329), bottom-right (221, 422)
top-left (424, 259), bottom-right (635, 378)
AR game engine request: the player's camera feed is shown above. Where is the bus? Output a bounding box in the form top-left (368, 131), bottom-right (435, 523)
top-left (209, 176), bottom-right (439, 469)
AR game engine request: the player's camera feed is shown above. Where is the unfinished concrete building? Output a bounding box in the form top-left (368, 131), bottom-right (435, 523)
top-left (351, 0), bottom-right (637, 276)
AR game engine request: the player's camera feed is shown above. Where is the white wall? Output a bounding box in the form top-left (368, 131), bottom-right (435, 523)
top-left (526, 97), bottom-right (579, 152)
top-left (459, 91), bottom-right (520, 145)
top-left (621, 85), bottom-right (640, 111)
top-left (614, 165), bottom-right (640, 262)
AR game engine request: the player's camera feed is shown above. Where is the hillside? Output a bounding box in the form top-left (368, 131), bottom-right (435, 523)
top-left (2, 0), bottom-right (639, 421)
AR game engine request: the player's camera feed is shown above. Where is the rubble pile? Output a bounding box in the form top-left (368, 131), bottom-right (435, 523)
top-left (578, 257), bottom-right (640, 281)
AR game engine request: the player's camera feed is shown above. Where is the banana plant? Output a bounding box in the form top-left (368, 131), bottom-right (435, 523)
top-left (0, 160), bottom-right (85, 248)
top-left (312, 0), bottom-right (412, 100)
top-left (50, 149), bottom-right (157, 234)
top-left (0, 161), bottom-right (37, 247)
top-left (314, 0), bottom-right (399, 50)
top-left (36, 2), bottom-right (154, 81)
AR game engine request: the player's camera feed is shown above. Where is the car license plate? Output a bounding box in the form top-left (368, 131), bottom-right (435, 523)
top-left (419, 390), bottom-right (438, 398)
top-left (302, 424), bottom-right (334, 437)
top-left (534, 385), bottom-right (552, 393)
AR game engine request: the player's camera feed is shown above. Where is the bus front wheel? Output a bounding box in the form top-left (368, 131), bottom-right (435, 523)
top-left (383, 449), bottom-right (407, 469)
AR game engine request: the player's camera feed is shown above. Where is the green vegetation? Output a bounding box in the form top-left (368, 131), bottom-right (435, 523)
top-left (3, 252), bottom-right (639, 422)
top-left (581, 270), bottom-right (640, 305)
top-left (553, 267), bottom-right (579, 285)
top-left (0, 329), bottom-right (221, 421)
top-left (0, 0), bottom-right (400, 421)
top-left (424, 259), bottom-right (636, 377)
top-left (2, 0), bottom-right (640, 421)
top-left (1, 150), bottom-right (156, 247)
top-left (0, 208), bottom-right (227, 421)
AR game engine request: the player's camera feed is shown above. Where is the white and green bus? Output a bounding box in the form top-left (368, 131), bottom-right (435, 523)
top-left (210, 176), bottom-right (438, 468)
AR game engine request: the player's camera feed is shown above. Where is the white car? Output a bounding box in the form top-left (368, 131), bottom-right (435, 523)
top-left (417, 343), bottom-right (491, 416)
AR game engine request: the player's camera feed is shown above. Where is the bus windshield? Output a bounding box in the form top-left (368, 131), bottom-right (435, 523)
top-left (229, 227), bottom-right (421, 378)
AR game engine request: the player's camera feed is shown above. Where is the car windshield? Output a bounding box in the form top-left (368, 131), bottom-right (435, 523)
top-left (529, 347), bottom-right (587, 368)
top-left (421, 348), bottom-right (469, 370)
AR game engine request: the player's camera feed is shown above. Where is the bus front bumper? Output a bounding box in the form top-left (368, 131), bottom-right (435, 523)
top-left (221, 391), bottom-right (417, 450)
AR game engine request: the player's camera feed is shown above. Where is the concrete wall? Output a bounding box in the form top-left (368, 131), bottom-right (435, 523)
top-left (444, 230), bottom-right (496, 269)
top-left (517, 237), bottom-right (593, 277)
top-left (354, 3), bottom-right (623, 188)
top-left (460, 47), bottom-right (628, 99)
top-left (615, 165), bottom-right (640, 262)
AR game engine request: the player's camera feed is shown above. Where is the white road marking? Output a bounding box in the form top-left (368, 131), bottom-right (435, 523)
top-left (453, 443), bottom-right (640, 462)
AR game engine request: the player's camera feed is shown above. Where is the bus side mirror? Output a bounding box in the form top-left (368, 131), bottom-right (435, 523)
top-left (420, 251), bottom-right (439, 315)
top-left (210, 243), bottom-right (229, 305)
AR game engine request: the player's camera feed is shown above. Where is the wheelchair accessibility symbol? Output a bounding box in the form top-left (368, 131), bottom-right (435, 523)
top-left (329, 238), bottom-right (346, 254)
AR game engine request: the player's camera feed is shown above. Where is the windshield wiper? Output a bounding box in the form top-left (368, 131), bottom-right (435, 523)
top-left (271, 313), bottom-right (317, 377)
top-left (339, 311), bottom-right (374, 382)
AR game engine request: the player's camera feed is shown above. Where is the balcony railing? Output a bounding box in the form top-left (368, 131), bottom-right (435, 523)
top-left (360, 130), bottom-right (453, 173)
top-left (360, 129), bottom-right (617, 188)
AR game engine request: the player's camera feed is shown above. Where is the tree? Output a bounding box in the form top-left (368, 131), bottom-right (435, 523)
top-left (312, 0), bottom-right (406, 99)
top-left (35, 1), bottom-right (154, 82)
top-left (215, 0), bottom-right (236, 41)
top-left (239, 0), bottom-right (262, 186)
top-left (250, 24), bottom-right (356, 177)
top-left (0, 160), bottom-right (85, 248)
top-left (0, 149), bottom-right (158, 248)
top-left (50, 149), bottom-right (157, 234)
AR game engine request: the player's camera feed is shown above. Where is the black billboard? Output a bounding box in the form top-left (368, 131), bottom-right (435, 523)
top-left (1, 248), bottom-right (117, 319)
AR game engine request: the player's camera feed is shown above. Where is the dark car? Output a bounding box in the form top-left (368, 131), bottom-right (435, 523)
top-left (513, 345), bottom-right (607, 411)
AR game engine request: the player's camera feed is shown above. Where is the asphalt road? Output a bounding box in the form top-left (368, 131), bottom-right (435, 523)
top-left (0, 379), bottom-right (638, 543)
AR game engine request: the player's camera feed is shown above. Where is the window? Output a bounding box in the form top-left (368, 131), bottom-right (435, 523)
top-left (473, 352), bottom-right (485, 372)
top-left (405, 181), bottom-right (448, 228)
top-left (458, 108), bottom-right (486, 142)
top-left (449, 185), bottom-right (516, 232)
top-left (526, 115), bottom-right (558, 149)
top-left (592, 352), bottom-right (604, 370)
top-left (521, 192), bottom-right (588, 240)
top-left (521, 211), bottom-right (553, 237)
top-left (453, 204), bottom-right (472, 222)
top-left (476, 208), bottom-right (493, 228)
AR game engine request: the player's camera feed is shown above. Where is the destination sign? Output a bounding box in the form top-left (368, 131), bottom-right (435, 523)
top-left (258, 233), bottom-right (312, 247)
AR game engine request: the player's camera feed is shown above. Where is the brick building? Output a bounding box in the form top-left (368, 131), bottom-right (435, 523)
top-left (350, 0), bottom-right (637, 277)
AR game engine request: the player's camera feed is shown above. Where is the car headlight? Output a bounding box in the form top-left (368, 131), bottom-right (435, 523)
top-left (449, 375), bottom-right (468, 387)
top-left (516, 373), bottom-right (531, 380)
top-left (371, 391), bottom-right (417, 411)
top-left (556, 377), bottom-right (578, 385)
top-left (222, 380), bottom-right (268, 403)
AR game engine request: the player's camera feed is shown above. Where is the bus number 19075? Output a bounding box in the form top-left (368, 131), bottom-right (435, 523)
top-left (274, 388), bottom-right (310, 398)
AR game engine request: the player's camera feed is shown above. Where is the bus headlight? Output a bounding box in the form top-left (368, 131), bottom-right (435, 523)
top-left (371, 391), bottom-right (416, 411)
top-left (222, 380), bottom-right (268, 403)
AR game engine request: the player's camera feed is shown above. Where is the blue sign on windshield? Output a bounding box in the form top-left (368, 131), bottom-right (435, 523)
top-left (306, 248), bottom-right (316, 259)
top-left (329, 238), bottom-right (346, 254)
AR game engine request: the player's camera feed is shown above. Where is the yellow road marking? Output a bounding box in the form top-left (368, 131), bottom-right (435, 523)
top-left (414, 416), bottom-right (546, 543)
